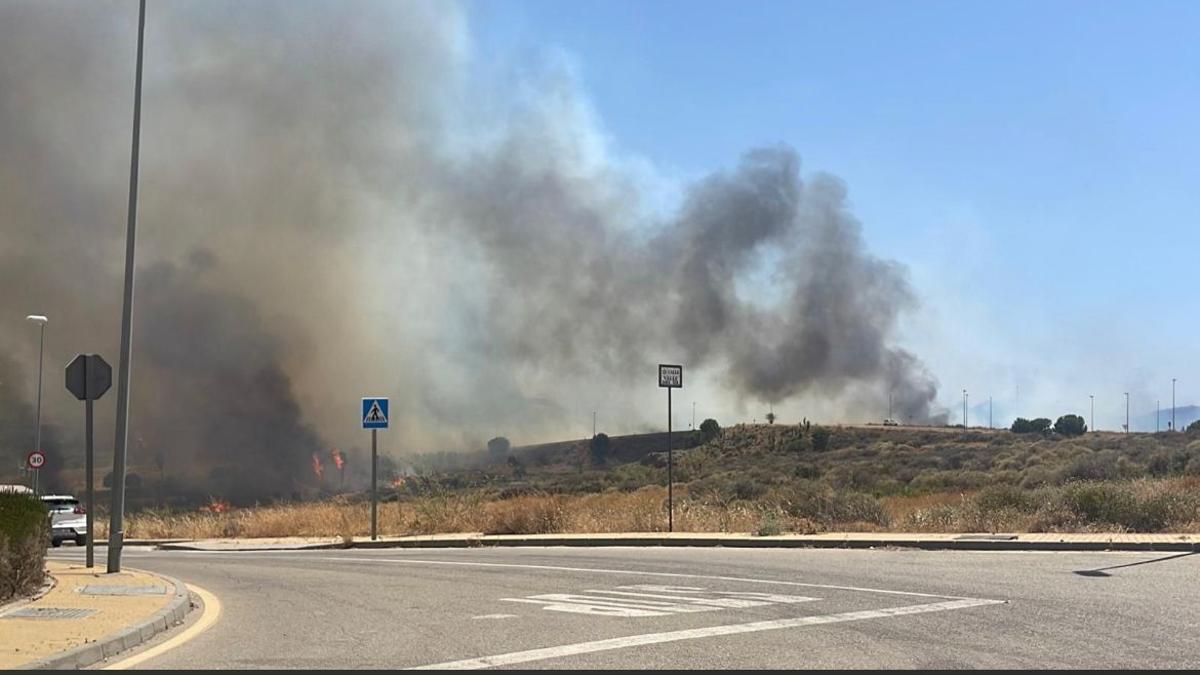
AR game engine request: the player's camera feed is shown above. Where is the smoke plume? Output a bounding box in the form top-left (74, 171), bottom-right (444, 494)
top-left (0, 0), bottom-right (944, 499)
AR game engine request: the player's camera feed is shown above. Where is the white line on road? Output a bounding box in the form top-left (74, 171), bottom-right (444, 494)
top-left (470, 614), bottom-right (517, 620)
top-left (408, 598), bottom-right (1005, 669)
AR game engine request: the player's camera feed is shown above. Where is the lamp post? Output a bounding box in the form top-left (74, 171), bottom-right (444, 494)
top-left (25, 315), bottom-right (48, 494)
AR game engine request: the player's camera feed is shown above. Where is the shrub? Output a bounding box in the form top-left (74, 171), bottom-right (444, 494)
top-left (811, 426), bottom-right (831, 452)
top-left (590, 433), bottom-right (610, 466)
top-left (699, 418), bottom-right (721, 441)
top-left (1054, 415), bottom-right (1087, 436)
top-left (0, 493), bottom-right (48, 603)
top-left (1012, 418), bottom-right (1052, 434)
top-left (487, 437), bottom-right (511, 460)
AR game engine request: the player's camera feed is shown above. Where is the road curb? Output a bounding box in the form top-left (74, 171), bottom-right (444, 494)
top-left (156, 535), bottom-right (1200, 554)
top-left (20, 570), bottom-right (192, 671)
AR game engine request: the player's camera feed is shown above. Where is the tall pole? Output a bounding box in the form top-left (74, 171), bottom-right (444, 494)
top-left (33, 319), bottom-right (45, 495)
top-left (888, 391), bottom-right (892, 421)
top-left (1124, 392), bottom-right (1130, 434)
top-left (667, 387), bottom-right (673, 533)
top-left (1090, 395), bottom-right (1094, 432)
top-left (85, 397), bottom-right (94, 568)
top-left (371, 429), bottom-right (378, 541)
top-left (692, 402), bottom-right (696, 430)
top-left (1172, 378), bottom-right (1176, 431)
top-left (108, 0), bottom-right (146, 574)
top-left (962, 389), bottom-right (967, 427)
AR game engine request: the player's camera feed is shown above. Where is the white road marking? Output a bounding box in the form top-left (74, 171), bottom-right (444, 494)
top-left (408, 597), bottom-right (1004, 670)
top-left (298, 555), bottom-right (991, 601)
top-left (471, 614), bottom-right (517, 620)
top-left (501, 585), bottom-right (819, 617)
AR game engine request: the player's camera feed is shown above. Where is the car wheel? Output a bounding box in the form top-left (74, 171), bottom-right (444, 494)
top-left (51, 538), bottom-right (62, 548)
top-left (75, 535), bottom-right (86, 547)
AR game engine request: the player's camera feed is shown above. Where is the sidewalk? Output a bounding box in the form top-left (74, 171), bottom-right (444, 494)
top-left (0, 562), bottom-right (190, 670)
top-left (153, 530), bottom-right (1200, 553)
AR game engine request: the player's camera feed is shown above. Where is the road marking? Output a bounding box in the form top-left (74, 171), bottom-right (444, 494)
top-left (471, 614), bottom-right (517, 620)
top-left (408, 597), bottom-right (1003, 669)
top-left (102, 584), bottom-right (221, 670)
top-left (501, 585), bottom-right (818, 617)
top-left (299, 555), bottom-right (990, 601)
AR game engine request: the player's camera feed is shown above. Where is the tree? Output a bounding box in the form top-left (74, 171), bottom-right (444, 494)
top-left (1187, 420), bottom-right (1200, 433)
top-left (487, 436), bottom-right (511, 461)
top-left (765, 412), bottom-right (776, 425)
top-left (1054, 414), bottom-right (1087, 436)
top-left (589, 433), bottom-right (610, 466)
top-left (699, 418), bottom-right (721, 441)
top-left (1011, 417), bottom-right (1053, 434)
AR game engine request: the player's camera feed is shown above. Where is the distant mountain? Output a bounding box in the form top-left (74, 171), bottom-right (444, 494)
top-left (1134, 405), bottom-right (1199, 433)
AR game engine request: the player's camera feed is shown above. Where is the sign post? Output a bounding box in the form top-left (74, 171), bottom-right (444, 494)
top-left (361, 397), bottom-right (389, 541)
top-left (658, 364), bottom-right (682, 532)
top-left (66, 354), bottom-right (112, 568)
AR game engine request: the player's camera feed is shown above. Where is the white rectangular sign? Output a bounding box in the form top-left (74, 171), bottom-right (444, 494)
top-left (658, 364), bottom-right (682, 388)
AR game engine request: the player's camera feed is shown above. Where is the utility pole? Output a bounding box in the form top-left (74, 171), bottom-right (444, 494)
top-left (962, 389), bottom-right (967, 427)
top-left (25, 315), bottom-right (47, 494)
top-left (1172, 378), bottom-right (1176, 431)
top-left (108, 0), bottom-right (147, 574)
top-left (1090, 395), bottom-right (1094, 432)
top-left (1124, 392), bottom-right (1130, 434)
top-left (888, 391), bottom-right (893, 421)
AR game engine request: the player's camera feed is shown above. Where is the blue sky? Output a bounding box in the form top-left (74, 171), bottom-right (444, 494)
top-left (464, 0), bottom-right (1200, 430)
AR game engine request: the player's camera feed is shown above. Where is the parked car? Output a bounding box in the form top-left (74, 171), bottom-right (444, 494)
top-left (41, 494), bottom-right (87, 547)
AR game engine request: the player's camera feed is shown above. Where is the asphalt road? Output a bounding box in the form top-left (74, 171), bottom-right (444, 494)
top-left (48, 546), bottom-right (1200, 669)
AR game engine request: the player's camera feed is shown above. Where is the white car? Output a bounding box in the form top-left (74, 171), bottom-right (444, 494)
top-left (41, 494), bottom-right (87, 547)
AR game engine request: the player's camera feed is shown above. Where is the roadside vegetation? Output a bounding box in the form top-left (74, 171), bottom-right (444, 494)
top-left (0, 492), bottom-right (48, 602)
top-left (97, 421), bottom-right (1200, 539)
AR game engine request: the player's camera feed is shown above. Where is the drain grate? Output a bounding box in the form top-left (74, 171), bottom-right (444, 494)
top-left (79, 585), bottom-right (167, 596)
top-left (5, 607), bottom-right (97, 620)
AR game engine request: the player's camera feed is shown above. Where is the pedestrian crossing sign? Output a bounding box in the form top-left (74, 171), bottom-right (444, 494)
top-left (362, 397), bottom-right (389, 429)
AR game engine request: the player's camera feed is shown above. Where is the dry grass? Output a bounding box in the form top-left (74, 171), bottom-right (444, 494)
top-left (93, 477), bottom-right (1200, 540)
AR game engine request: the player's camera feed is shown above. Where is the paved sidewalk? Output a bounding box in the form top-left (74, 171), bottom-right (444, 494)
top-left (152, 530), bottom-right (1200, 553)
top-left (0, 562), bottom-right (190, 669)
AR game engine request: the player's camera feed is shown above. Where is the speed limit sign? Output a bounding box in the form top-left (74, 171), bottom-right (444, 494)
top-left (27, 450), bottom-right (45, 470)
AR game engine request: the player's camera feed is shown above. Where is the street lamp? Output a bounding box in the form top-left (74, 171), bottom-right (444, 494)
top-left (25, 315), bottom-right (47, 494)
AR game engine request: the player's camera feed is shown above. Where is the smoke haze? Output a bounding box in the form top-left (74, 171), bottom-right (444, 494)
top-left (0, 0), bottom-right (944, 499)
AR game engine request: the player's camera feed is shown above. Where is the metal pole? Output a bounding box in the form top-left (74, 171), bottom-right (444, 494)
top-left (1172, 378), bottom-right (1176, 431)
top-left (1090, 395), bottom-right (1094, 432)
top-left (667, 387), bottom-right (673, 533)
top-left (109, 0), bottom-right (146, 574)
top-left (371, 428), bottom-right (378, 541)
top-left (33, 321), bottom-right (45, 495)
top-left (85, 397), bottom-right (94, 568)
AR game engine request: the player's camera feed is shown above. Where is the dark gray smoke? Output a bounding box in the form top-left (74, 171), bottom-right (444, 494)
top-left (0, 0), bottom-right (945, 497)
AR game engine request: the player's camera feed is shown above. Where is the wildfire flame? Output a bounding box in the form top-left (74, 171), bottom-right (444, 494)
top-left (199, 497), bottom-right (231, 513)
top-left (312, 452), bottom-right (323, 479)
top-left (331, 448), bottom-right (345, 471)
top-left (391, 477), bottom-right (405, 488)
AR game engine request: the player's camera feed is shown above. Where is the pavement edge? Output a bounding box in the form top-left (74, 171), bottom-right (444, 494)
top-left (19, 570), bottom-right (192, 670)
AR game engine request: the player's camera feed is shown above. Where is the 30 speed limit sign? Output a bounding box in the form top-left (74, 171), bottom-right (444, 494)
top-left (27, 450), bottom-right (45, 470)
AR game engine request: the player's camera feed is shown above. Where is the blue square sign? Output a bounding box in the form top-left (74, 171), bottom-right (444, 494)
top-left (362, 397), bottom-right (389, 429)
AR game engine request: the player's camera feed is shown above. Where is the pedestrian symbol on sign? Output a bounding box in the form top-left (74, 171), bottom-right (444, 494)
top-left (361, 397), bottom-right (389, 429)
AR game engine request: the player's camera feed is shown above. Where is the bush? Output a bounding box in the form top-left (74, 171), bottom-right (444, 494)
top-left (811, 426), bottom-right (831, 452)
top-left (590, 433), bottom-right (611, 466)
top-left (1054, 415), bottom-right (1087, 436)
top-left (487, 437), bottom-right (511, 460)
top-left (0, 493), bottom-right (48, 603)
top-left (699, 418), bottom-right (721, 441)
top-left (1012, 418), bottom-right (1052, 434)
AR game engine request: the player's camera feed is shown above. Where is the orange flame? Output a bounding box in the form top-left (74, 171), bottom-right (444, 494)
top-left (312, 452), bottom-right (324, 479)
top-left (199, 497), bottom-right (231, 513)
top-left (391, 476), bottom-right (405, 488)
top-left (331, 448), bottom-right (345, 471)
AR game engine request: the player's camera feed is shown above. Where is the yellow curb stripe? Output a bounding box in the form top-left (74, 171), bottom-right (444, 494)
top-left (103, 584), bottom-right (221, 670)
